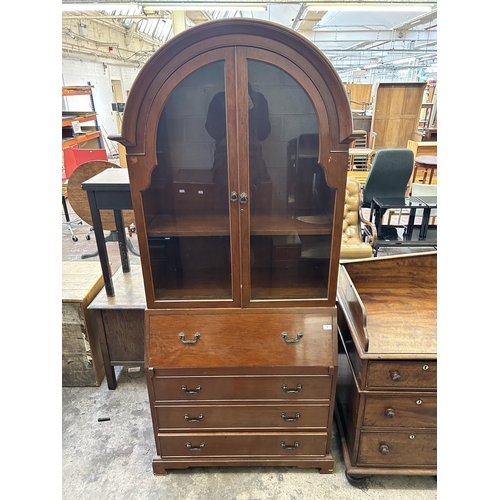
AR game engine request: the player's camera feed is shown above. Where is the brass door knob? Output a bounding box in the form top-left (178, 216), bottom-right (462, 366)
top-left (385, 408), bottom-right (396, 418)
top-left (379, 444), bottom-right (390, 455)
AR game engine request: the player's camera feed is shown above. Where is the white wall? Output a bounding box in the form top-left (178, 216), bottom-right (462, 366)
top-left (62, 57), bottom-right (142, 155)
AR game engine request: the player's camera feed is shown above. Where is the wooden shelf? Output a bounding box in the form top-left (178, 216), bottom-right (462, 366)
top-left (146, 211), bottom-right (332, 238)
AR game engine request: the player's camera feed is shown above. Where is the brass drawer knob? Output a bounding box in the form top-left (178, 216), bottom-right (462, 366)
top-left (385, 408), bottom-right (396, 418)
top-left (379, 444), bottom-right (390, 455)
top-left (390, 370), bottom-right (401, 382)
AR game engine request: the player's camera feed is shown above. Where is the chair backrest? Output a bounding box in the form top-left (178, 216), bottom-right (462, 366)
top-left (362, 148), bottom-right (414, 207)
top-left (341, 177), bottom-right (375, 259)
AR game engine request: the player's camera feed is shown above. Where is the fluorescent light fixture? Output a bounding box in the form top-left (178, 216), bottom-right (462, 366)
top-left (62, 3), bottom-right (140, 11)
top-left (391, 57), bottom-right (416, 65)
top-left (306, 3), bottom-right (433, 12)
top-left (142, 3), bottom-right (267, 10)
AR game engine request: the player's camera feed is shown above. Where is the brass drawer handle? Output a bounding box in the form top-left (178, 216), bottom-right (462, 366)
top-left (181, 385), bottom-right (202, 394)
top-left (379, 444), bottom-right (390, 455)
top-left (390, 370), bottom-right (401, 382)
top-left (179, 332), bottom-right (201, 344)
top-left (184, 413), bottom-right (204, 423)
top-left (281, 332), bottom-right (303, 343)
top-left (385, 408), bottom-right (396, 418)
top-left (282, 383), bottom-right (302, 394)
top-left (281, 412), bottom-right (301, 422)
top-left (281, 441), bottom-right (300, 450)
top-left (186, 442), bottom-right (205, 451)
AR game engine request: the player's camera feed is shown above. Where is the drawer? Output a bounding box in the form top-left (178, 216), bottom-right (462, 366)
top-left (152, 375), bottom-right (332, 402)
top-left (158, 432), bottom-right (328, 457)
top-left (362, 394), bottom-right (437, 428)
top-left (155, 403), bottom-right (330, 430)
top-left (357, 430), bottom-right (437, 466)
top-left (148, 311), bottom-right (335, 368)
top-left (365, 361), bottom-right (436, 390)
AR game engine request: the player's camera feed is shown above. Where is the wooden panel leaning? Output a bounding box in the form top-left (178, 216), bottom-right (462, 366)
top-left (62, 261), bottom-right (105, 386)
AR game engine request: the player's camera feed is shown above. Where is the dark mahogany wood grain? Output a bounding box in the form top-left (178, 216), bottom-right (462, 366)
top-left (147, 311), bottom-right (335, 368)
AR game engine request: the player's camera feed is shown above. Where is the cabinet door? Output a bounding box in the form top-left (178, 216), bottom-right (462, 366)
top-left (143, 48), bottom-right (337, 307)
top-left (147, 55), bottom-right (239, 304)
top-left (237, 50), bottom-right (335, 303)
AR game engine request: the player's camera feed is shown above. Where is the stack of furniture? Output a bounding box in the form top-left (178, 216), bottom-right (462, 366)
top-left (111, 18), bottom-right (354, 474)
top-left (62, 261), bottom-right (105, 387)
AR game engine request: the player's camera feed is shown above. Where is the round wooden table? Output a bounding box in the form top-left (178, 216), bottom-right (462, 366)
top-left (412, 155), bottom-right (437, 184)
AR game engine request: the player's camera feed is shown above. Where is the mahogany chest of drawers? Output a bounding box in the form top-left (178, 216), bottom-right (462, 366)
top-left (146, 309), bottom-right (337, 474)
top-left (335, 253), bottom-right (437, 483)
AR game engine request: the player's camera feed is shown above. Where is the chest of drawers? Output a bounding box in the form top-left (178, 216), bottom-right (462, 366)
top-left (335, 253), bottom-right (437, 484)
top-left (146, 309), bottom-right (337, 474)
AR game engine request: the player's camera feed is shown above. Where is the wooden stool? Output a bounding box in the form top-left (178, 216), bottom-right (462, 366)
top-left (413, 155), bottom-right (437, 184)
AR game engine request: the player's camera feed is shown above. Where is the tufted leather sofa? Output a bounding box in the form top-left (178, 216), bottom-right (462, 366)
top-left (340, 177), bottom-right (377, 260)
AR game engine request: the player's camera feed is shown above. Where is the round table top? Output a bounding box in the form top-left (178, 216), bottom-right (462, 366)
top-left (415, 155), bottom-right (437, 166)
top-left (67, 160), bottom-right (135, 230)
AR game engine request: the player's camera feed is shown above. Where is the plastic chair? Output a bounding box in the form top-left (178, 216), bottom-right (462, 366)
top-left (360, 148), bottom-right (414, 241)
top-left (361, 148), bottom-right (414, 215)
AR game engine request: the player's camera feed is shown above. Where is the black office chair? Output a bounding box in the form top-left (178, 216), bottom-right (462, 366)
top-left (361, 148), bottom-right (415, 240)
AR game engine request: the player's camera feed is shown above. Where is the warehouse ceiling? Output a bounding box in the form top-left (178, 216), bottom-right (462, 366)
top-left (62, 0), bottom-right (437, 82)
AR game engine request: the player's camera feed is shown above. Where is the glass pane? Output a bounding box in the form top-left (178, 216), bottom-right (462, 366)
top-left (146, 61), bottom-right (232, 301)
top-left (247, 60), bottom-right (334, 300)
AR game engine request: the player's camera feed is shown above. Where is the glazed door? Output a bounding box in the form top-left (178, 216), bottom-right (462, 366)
top-left (145, 48), bottom-right (335, 306)
top-left (147, 52), bottom-right (241, 305)
top-left (235, 49), bottom-right (335, 305)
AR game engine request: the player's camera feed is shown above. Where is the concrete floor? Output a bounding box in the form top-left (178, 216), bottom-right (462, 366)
top-left (62, 205), bottom-right (438, 500)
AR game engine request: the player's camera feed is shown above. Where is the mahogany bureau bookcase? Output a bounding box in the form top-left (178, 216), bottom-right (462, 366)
top-left (110, 18), bottom-right (355, 474)
top-left (335, 252), bottom-right (437, 484)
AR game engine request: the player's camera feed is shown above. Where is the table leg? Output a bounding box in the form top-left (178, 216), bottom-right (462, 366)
top-left (428, 167), bottom-right (436, 184)
top-left (114, 209), bottom-right (130, 273)
top-left (86, 191), bottom-right (115, 296)
top-left (420, 207), bottom-right (431, 240)
top-left (371, 201), bottom-right (383, 238)
top-left (93, 310), bottom-right (117, 390)
top-left (406, 208), bottom-right (417, 240)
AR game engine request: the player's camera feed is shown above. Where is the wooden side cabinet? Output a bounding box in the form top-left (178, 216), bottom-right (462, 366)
top-left (112, 18), bottom-right (355, 475)
top-left (62, 262), bottom-right (105, 387)
top-left (88, 265), bottom-right (146, 389)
